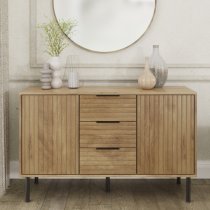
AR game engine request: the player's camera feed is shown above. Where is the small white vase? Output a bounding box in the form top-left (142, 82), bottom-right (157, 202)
top-left (51, 71), bottom-right (63, 89)
top-left (40, 63), bottom-right (52, 90)
top-left (48, 56), bottom-right (63, 89)
top-left (68, 70), bottom-right (79, 89)
top-left (138, 57), bottom-right (156, 90)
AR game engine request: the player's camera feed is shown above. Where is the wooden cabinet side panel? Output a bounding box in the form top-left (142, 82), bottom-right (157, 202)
top-left (137, 95), bottom-right (195, 175)
top-left (21, 96), bottom-right (30, 174)
top-left (21, 95), bottom-right (79, 175)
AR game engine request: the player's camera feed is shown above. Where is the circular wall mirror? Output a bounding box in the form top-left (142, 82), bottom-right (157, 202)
top-left (53, 0), bottom-right (156, 53)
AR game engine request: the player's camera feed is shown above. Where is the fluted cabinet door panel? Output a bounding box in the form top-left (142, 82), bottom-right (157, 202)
top-left (137, 95), bottom-right (196, 175)
top-left (21, 95), bottom-right (79, 175)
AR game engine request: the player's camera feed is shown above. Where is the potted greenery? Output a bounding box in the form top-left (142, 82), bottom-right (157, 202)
top-left (38, 19), bottom-right (76, 88)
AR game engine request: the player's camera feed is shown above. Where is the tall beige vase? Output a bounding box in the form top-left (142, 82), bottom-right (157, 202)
top-left (138, 57), bottom-right (156, 90)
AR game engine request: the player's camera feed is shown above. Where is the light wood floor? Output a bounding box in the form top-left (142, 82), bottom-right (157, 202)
top-left (0, 179), bottom-right (210, 210)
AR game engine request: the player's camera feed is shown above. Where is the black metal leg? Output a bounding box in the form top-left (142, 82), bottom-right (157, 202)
top-left (25, 177), bottom-right (30, 202)
top-left (34, 177), bottom-right (39, 184)
top-left (177, 177), bottom-right (181, 185)
top-left (105, 177), bottom-right (110, 192)
top-left (186, 177), bottom-right (191, 203)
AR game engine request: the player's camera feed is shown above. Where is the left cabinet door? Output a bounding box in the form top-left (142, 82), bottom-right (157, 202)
top-left (20, 95), bottom-right (79, 175)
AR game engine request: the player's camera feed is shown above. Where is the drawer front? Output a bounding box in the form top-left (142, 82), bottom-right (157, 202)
top-left (80, 122), bottom-right (136, 148)
top-left (80, 148), bottom-right (136, 175)
top-left (80, 95), bottom-right (136, 122)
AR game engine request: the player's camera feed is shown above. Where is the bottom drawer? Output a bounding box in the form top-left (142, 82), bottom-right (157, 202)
top-left (80, 148), bottom-right (136, 175)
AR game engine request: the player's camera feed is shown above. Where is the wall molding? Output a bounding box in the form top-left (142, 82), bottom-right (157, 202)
top-left (10, 160), bottom-right (210, 179)
top-left (30, 0), bottom-right (210, 69)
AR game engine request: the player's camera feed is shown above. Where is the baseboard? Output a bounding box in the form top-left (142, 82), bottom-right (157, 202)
top-left (10, 161), bottom-right (20, 179)
top-left (196, 161), bottom-right (210, 179)
top-left (10, 160), bottom-right (210, 179)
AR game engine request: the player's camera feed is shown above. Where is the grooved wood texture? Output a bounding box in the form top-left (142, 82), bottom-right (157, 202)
top-left (80, 122), bottom-right (136, 148)
top-left (137, 95), bottom-right (196, 175)
top-left (21, 95), bottom-right (79, 175)
top-left (80, 95), bottom-right (136, 121)
top-left (80, 148), bottom-right (136, 175)
top-left (79, 95), bottom-right (137, 175)
top-left (20, 87), bottom-right (196, 177)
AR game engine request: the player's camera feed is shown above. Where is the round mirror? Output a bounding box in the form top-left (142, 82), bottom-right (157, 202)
top-left (53, 0), bottom-right (156, 53)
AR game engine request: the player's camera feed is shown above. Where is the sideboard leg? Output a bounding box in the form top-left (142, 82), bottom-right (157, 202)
top-left (105, 177), bottom-right (110, 192)
top-left (177, 177), bottom-right (181, 185)
top-left (186, 177), bottom-right (191, 203)
top-left (34, 177), bottom-right (39, 184)
top-left (25, 177), bottom-right (30, 202)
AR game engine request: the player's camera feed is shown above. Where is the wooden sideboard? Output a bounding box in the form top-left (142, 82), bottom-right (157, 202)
top-left (19, 86), bottom-right (197, 202)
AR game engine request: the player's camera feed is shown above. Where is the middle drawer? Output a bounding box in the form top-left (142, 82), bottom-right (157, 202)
top-left (80, 122), bottom-right (136, 148)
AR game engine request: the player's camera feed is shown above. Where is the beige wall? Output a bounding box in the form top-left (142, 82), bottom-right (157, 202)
top-left (8, 0), bottom-right (210, 176)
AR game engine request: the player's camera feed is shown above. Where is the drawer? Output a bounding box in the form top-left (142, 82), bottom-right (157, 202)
top-left (80, 148), bottom-right (136, 175)
top-left (80, 95), bottom-right (136, 122)
top-left (80, 122), bottom-right (136, 148)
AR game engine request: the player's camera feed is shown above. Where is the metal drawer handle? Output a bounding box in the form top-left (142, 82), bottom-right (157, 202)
top-left (96, 147), bottom-right (120, 150)
top-left (96, 95), bottom-right (120, 97)
top-left (96, 121), bottom-right (120, 124)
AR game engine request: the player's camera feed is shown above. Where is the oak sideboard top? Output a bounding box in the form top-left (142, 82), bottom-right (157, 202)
top-left (20, 86), bottom-right (196, 96)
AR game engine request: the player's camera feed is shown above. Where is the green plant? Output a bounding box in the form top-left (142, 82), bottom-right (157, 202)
top-left (38, 19), bottom-right (76, 56)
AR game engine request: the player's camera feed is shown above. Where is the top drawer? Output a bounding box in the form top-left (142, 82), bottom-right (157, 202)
top-left (80, 95), bottom-right (136, 122)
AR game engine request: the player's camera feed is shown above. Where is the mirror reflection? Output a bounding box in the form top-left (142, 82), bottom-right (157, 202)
top-left (53, 0), bottom-right (156, 52)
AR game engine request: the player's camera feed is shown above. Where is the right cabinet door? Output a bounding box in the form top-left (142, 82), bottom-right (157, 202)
top-left (137, 95), bottom-right (196, 175)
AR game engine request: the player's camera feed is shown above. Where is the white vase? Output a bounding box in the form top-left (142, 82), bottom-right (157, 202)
top-left (51, 71), bottom-right (63, 89)
top-left (48, 56), bottom-right (63, 89)
top-left (138, 57), bottom-right (156, 90)
top-left (40, 63), bottom-right (52, 90)
top-left (68, 71), bottom-right (79, 89)
top-left (49, 56), bottom-right (61, 70)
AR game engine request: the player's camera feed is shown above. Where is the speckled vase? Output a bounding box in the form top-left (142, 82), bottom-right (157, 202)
top-left (149, 45), bottom-right (168, 88)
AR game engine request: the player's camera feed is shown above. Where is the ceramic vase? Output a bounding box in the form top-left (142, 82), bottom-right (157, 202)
top-left (40, 63), bottom-right (52, 90)
top-left (48, 56), bottom-right (63, 89)
top-left (68, 70), bottom-right (79, 89)
top-left (138, 57), bottom-right (156, 90)
top-left (66, 55), bottom-right (80, 89)
top-left (149, 45), bottom-right (168, 88)
top-left (51, 70), bottom-right (62, 89)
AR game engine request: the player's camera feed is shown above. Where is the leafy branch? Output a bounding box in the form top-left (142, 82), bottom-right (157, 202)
top-left (38, 19), bottom-right (76, 56)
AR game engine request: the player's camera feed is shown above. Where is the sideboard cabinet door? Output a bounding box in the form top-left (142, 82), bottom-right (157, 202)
top-left (137, 95), bottom-right (196, 175)
top-left (20, 95), bottom-right (79, 175)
